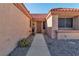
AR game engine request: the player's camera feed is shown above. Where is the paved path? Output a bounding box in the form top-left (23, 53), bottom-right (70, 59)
top-left (27, 34), bottom-right (50, 56)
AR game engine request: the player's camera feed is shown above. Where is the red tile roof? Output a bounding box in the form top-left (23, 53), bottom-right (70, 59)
top-left (51, 8), bottom-right (79, 12)
top-left (31, 14), bottom-right (47, 21)
top-left (31, 14), bottom-right (47, 19)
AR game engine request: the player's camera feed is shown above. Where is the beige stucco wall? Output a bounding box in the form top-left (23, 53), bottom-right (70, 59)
top-left (51, 15), bottom-right (58, 39)
top-left (46, 12), bottom-right (79, 39)
top-left (52, 15), bottom-right (58, 30)
top-left (0, 4), bottom-right (31, 55)
top-left (47, 16), bottom-right (53, 27)
top-left (46, 15), bottom-right (58, 39)
top-left (58, 32), bottom-right (79, 39)
top-left (32, 19), bottom-right (45, 33)
top-left (46, 16), bottom-right (52, 37)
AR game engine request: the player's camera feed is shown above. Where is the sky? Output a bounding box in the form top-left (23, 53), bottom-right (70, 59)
top-left (24, 3), bottom-right (79, 14)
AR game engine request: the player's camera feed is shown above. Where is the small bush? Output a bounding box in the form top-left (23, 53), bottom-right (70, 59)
top-left (18, 38), bottom-right (31, 47)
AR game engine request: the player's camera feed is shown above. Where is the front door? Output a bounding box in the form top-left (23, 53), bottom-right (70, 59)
top-left (37, 21), bottom-right (41, 33)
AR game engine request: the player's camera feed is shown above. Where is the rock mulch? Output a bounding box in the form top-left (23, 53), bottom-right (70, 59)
top-left (8, 35), bottom-right (34, 56)
top-left (44, 34), bottom-right (79, 56)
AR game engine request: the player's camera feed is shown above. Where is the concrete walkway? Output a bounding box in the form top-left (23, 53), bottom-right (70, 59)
top-left (27, 33), bottom-right (50, 56)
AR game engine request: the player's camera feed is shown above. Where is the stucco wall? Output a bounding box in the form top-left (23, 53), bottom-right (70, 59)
top-left (0, 4), bottom-right (31, 55)
top-left (47, 16), bottom-right (52, 27)
top-left (51, 15), bottom-right (58, 39)
top-left (52, 15), bottom-right (58, 30)
top-left (46, 16), bottom-right (52, 37)
top-left (46, 15), bottom-right (58, 39)
top-left (58, 32), bottom-right (79, 39)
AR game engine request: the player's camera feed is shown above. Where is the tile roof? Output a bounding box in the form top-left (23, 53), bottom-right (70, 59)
top-left (51, 8), bottom-right (79, 12)
top-left (31, 14), bottom-right (47, 19)
top-left (31, 14), bottom-right (47, 21)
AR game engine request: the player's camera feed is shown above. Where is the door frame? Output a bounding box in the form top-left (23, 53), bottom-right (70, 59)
top-left (36, 21), bottom-right (42, 33)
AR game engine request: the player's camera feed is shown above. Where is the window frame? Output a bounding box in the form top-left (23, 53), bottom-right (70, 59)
top-left (58, 18), bottom-right (73, 29)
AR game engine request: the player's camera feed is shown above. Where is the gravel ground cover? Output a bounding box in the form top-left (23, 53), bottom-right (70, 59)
top-left (8, 35), bottom-right (34, 56)
top-left (44, 34), bottom-right (79, 56)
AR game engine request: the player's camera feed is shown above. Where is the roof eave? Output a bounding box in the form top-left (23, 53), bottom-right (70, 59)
top-left (13, 3), bottom-right (32, 19)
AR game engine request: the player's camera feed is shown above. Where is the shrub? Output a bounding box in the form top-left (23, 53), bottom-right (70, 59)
top-left (18, 38), bottom-right (31, 47)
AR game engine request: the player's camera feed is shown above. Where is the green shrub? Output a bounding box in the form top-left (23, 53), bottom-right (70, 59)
top-left (18, 38), bottom-right (31, 47)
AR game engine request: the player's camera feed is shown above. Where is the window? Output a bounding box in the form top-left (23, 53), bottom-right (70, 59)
top-left (58, 18), bottom-right (73, 28)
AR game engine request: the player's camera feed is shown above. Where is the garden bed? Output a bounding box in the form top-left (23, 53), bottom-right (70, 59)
top-left (44, 34), bottom-right (79, 56)
top-left (8, 34), bottom-right (34, 56)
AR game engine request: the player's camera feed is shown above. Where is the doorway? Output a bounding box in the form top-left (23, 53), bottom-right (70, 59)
top-left (37, 21), bottom-right (42, 33)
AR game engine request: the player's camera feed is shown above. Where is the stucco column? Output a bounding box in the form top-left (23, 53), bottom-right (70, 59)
top-left (46, 15), bottom-right (58, 39)
top-left (52, 15), bottom-right (58, 30)
top-left (46, 15), bottom-right (53, 38)
top-left (52, 15), bottom-right (58, 39)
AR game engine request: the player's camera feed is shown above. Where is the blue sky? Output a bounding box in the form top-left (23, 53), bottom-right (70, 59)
top-left (24, 3), bottom-right (79, 14)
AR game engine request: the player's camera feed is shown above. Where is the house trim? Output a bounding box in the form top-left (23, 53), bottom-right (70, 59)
top-left (13, 3), bottom-right (32, 19)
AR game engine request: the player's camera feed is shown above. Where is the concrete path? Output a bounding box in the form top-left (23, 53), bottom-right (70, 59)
top-left (27, 33), bottom-right (50, 56)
